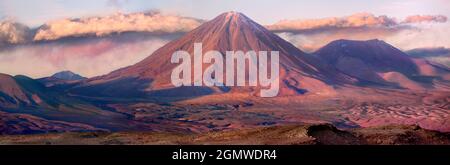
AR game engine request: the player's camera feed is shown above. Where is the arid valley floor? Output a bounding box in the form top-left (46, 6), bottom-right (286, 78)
top-left (1, 87), bottom-right (449, 145)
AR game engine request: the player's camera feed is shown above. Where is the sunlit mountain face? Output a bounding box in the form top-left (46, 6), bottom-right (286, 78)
top-left (0, 1), bottom-right (449, 145)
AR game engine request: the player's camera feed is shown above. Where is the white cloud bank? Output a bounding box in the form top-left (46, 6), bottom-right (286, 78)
top-left (267, 13), bottom-right (398, 33)
top-left (0, 11), bottom-right (203, 45)
top-left (0, 20), bottom-right (30, 46)
top-left (33, 11), bottom-right (203, 41)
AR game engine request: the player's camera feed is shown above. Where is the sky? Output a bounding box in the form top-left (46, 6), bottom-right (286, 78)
top-left (1, 0), bottom-right (450, 26)
top-left (0, 0), bottom-right (449, 78)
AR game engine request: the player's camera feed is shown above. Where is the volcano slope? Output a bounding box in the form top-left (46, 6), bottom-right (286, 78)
top-left (70, 11), bottom-right (353, 99)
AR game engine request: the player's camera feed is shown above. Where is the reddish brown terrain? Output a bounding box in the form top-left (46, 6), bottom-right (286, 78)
top-left (0, 111), bottom-right (105, 135)
top-left (0, 124), bottom-right (448, 145)
top-left (0, 73), bottom-right (37, 107)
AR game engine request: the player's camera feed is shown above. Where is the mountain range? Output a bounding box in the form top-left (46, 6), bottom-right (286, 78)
top-left (68, 12), bottom-right (352, 98)
top-left (0, 12), bottom-right (449, 134)
top-left (65, 12), bottom-right (448, 99)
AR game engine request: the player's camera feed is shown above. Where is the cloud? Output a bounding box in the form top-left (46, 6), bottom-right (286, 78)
top-left (0, 11), bottom-right (201, 45)
top-left (406, 47), bottom-right (450, 57)
top-left (268, 13), bottom-right (406, 52)
top-left (275, 26), bottom-right (406, 52)
top-left (402, 15), bottom-right (448, 24)
top-left (2, 11), bottom-right (447, 52)
top-left (268, 13), bottom-right (447, 34)
top-left (384, 23), bottom-right (450, 50)
top-left (267, 13), bottom-right (398, 33)
top-left (0, 20), bottom-right (31, 46)
top-left (0, 11), bottom-right (194, 78)
top-left (33, 11), bottom-right (203, 41)
top-left (406, 47), bottom-right (450, 67)
top-left (268, 13), bottom-right (449, 52)
top-left (0, 33), bottom-right (175, 78)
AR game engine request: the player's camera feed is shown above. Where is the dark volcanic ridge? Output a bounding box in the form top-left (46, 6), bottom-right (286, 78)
top-left (0, 124), bottom-right (448, 145)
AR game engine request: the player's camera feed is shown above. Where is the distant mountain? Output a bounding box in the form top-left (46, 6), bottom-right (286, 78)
top-left (71, 12), bottom-right (353, 98)
top-left (38, 71), bottom-right (86, 88)
top-left (0, 73), bottom-right (61, 108)
top-left (51, 71), bottom-right (86, 81)
top-left (314, 39), bottom-right (450, 90)
top-left (0, 72), bottom-right (85, 110)
top-left (0, 73), bottom-right (34, 107)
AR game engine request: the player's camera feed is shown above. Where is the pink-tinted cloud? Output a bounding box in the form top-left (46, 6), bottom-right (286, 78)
top-left (402, 15), bottom-right (447, 24)
top-left (276, 27), bottom-right (404, 52)
top-left (0, 20), bottom-right (31, 46)
top-left (269, 13), bottom-right (449, 52)
top-left (33, 11), bottom-right (203, 41)
top-left (267, 13), bottom-right (447, 34)
top-left (267, 13), bottom-right (398, 33)
top-left (0, 34), bottom-right (171, 78)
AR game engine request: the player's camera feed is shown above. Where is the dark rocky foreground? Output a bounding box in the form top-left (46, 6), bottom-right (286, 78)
top-left (0, 124), bottom-right (448, 145)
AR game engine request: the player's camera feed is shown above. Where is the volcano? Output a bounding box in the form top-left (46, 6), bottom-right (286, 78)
top-left (72, 12), bottom-right (352, 98)
top-left (314, 39), bottom-right (450, 90)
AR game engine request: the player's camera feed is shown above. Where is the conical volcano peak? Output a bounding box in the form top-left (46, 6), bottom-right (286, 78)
top-left (220, 11), bottom-right (245, 19)
top-left (225, 11), bottom-right (240, 15)
top-left (213, 11), bottom-right (255, 26)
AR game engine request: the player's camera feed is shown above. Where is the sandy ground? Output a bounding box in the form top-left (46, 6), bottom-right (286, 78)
top-left (1, 87), bottom-right (449, 138)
